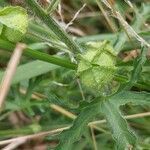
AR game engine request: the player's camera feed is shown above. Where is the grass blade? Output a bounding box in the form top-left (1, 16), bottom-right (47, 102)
top-left (0, 60), bottom-right (59, 84)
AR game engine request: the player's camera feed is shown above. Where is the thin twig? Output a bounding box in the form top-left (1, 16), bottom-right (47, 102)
top-left (101, 0), bottom-right (150, 48)
top-left (2, 138), bottom-right (26, 150)
top-left (57, 2), bottom-right (64, 23)
top-left (90, 126), bottom-right (98, 150)
top-left (0, 43), bottom-right (26, 110)
top-left (0, 127), bottom-right (70, 146)
top-left (96, 0), bottom-right (117, 32)
top-left (51, 104), bottom-right (76, 119)
top-left (20, 88), bottom-right (76, 119)
top-left (65, 4), bottom-right (86, 30)
top-left (89, 111), bottom-right (150, 126)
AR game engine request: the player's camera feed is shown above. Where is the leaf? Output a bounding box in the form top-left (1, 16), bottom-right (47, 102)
top-left (55, 89), bottom-right (150, 150)
top-left (101, 100), bottom-right (136, 150)
top-left (101, 91), bottom-right (150, 149)
top-left (0, 6), bottom-right (28, 42)
top-left (46, 92), bottom-right (71, 108)
top-left (110, 91), bottom-right (150, 107)
top-left (5, 98), bottom-right (49, 111)
top-left (133, 3), bottom-right (150, 30)
top-left (114, 3), bottom-right (150, 53)
top-left (116, 46), bottom-right (148, 92)
top-left (55, 99), bottom-right (102, 150)
top-left (125, 47), bottom-right (147, 89)
top-left (0, 60), bottom-right (59, 84)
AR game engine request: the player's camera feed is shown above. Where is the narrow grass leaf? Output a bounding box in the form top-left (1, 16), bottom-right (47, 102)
top-left (0, 60), bottom-right (59, 84)
top-left (129, 47), bottom-right (147, 84)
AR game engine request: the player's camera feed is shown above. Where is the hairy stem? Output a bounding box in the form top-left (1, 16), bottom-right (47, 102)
top-left (25, 0), bottom-right (82, 53)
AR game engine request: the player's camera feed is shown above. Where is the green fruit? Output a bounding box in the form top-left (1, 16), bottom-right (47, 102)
top-left (0, 6), bottom-right (28, 42)
top-left (77, 41), bottom-right (117, 92)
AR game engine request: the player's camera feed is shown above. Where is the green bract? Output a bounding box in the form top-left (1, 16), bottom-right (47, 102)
top-left (77, 41), bottom-right (117, 92)
top-left (0, 6), bottom-right (28, 42)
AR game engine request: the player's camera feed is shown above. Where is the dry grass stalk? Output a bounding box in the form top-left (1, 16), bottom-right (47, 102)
top-left (96, 0), bottom-right (117, 32)
top-left (0, 43), bottom-right (26, 110)
top-left (102, 0), bottom-right (150, 48)
top-left (65, 4), bottom-right (86, 30)
top-left (2, 138), bottom-right (26, 150)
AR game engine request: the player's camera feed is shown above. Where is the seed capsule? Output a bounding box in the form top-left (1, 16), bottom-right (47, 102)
top-left (77, 41), bottom-right (117, 92)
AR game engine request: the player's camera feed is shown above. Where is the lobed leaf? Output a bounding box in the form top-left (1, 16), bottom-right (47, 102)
top-left (110, 91), bottom-right (150, 107)
top-left (55, 99), bottom-right (102, 150)
top-left (101, 100), bottom-right (136, 150)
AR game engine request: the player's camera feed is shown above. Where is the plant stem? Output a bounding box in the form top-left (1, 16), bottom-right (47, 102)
top-left (0, 39), bottom-right (76, 70)
top-left (24, 48), bottom-right (76, 69)
top-left (25, 22), bottom-right (150, 52)
top-left (25, 0), bottom-right (83, 53)
top-left (0, 39), bottom-right (149, 91)
top-left (0, 44), bottom-right (25, 110)
top-left (114, 74), bottom-right (150, 91)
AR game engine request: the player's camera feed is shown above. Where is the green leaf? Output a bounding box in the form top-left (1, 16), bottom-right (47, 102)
top-left (101, 91), bottom-right (150, 149)
top-left (118, 47), bottom-right (148, 91)
top-left (110, 91), bottom-right (150, 107)
top-left (101, 100), bottom-right (136, 150)
top-left (55, 99), bottom-right (101, 150)
top-left (128, 47), bottom-right (147, 86)
top-left (0, 6), bottom-right (28, 42)
top-left (46, 92), bottom-right (72, 108)
top-left (54, 89), bottom-right (150, 150)
top-left (133, 3), bottom-right (150, 31)
top-left (0, 60), bottom-right (59, 84)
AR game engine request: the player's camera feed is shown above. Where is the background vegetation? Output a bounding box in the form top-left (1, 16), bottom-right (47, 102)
top-left (0, 0), bottom-right (150, 149)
